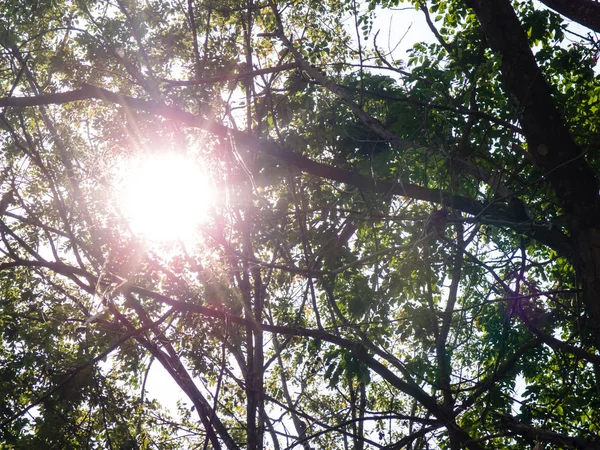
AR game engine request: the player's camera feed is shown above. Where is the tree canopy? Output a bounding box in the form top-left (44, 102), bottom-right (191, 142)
top-left (2, 0), bottom-right (600, 448)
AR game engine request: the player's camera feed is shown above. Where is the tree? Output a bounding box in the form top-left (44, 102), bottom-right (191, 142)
top-left (1, 0), bottom-right (600, 448)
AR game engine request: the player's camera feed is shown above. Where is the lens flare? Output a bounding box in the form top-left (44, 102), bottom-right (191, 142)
top-left (119, 153), bottom-right (214, 242)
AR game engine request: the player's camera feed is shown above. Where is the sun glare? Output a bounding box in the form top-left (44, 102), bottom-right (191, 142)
top-left (119, 153), bottom-right (214, 242)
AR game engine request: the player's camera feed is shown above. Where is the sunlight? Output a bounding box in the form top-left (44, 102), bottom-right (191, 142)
top-left (118, 152), bottom-right (214, 242)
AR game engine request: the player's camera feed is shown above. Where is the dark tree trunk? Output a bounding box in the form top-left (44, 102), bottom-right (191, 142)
top-left (466, 0), bottom-right (600, 349)
top-left (537, 0), bottom-right (600, 33)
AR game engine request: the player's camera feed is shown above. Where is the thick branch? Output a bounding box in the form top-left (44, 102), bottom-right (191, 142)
top-left (0, 86), bottom-right (573, 257)
top-left (467, 0), bottom-right (600, 356)
top-left (527, 324), bottom-right (600, 365)
top-left (161, 62), bottom-right (298, 86)
top-left (1, 257), bottom-right (481, 449)
top-left (466, 0), bottom-right (600, 222)
top-left (497, 413), bottom-right (600, 449)
top-left (136, 288), bottom-right (484, 450)
top-left (537, 0), bottom-right (600, 33)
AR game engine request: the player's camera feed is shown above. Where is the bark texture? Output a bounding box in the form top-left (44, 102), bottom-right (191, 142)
top-left (466, 0), bottom-right (600, 352)
top-left (538, 0), bottom-right (600, 33)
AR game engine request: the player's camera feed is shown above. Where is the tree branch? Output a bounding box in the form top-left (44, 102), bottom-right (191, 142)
top-left (496, 413), bottom-right (600, 449)
top-left (161, 62), bottom-right (298, 86)
top-left (537, 0), bottom-right (600, 33)
top-left (466, 0), bottom-right (600, 221)
top-left (0, 85), bottom-right (573, 257)
top-left (0, 256), bottom-right (482, 448)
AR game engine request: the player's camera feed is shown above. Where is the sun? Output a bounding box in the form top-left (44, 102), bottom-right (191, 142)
top-left (118, 152), bottom-right (215, 242)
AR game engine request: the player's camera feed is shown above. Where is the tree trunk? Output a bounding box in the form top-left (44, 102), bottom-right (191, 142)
top-left (537, 0), bottom-right (600, 33)
top-left (466, 0), bottom-right (600, 349)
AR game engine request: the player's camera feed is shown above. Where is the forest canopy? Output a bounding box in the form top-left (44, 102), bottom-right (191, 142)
top-left (2, 0), bottom-right (600, 448)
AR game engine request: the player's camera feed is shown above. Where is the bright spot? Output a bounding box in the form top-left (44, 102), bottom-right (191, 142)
top-left (119, 153), bottom-right (214, 242)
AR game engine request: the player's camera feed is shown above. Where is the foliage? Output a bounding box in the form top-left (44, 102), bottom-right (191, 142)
top-left (1, 0), bottom-right (600, 449)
